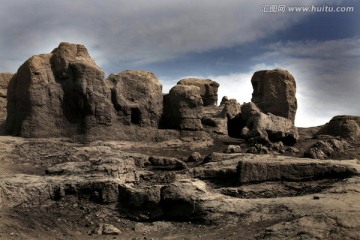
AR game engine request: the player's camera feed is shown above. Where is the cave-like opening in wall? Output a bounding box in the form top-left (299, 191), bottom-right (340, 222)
top-left (131, 107), bottom-right (141, 125)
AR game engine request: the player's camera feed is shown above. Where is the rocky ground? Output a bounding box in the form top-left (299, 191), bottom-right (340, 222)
top-left (0, 131), bottom-right (359, 240)
top-left (1, 42), bottom-right (359, 239)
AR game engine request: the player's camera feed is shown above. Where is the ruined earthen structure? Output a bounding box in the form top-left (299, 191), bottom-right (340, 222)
top-left (2, 43), bottom-right (302, 146)
top-left (177, 78), bottom-right (219, 106)
top-left (0, 72), bottom-right (13, 133)
top-left (251, 69), bottom-right (297, 123)
top-left (317, 115), bottom-right (360, 140)
top-left (107, 70), bottom-right (163, 127)
top-left (162, 84), bottom-right (203, 130)
top-left (6, 42), bottom-right (112, 137)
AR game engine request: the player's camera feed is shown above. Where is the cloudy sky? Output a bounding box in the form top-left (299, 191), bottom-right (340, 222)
top-left (1, 0), bottom-right (359, 127)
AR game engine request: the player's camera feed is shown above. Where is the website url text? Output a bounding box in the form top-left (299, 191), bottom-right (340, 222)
top-left (262, 5), bottom-right (355, 13)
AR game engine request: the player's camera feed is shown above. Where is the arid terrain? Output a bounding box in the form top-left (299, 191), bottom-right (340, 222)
top-left (0, 133), bottom-right (359, 240)
top-left (0, 43), bottom-right (359, 239)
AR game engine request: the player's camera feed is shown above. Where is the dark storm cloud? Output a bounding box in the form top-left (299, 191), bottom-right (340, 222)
top-left (0, 0), bottom-right (322, 73)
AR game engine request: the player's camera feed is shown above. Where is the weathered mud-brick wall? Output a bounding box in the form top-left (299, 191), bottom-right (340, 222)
top-left (251, 69), bottom-right (297, 123)
top-left (6, 42), bottom-right (114, 137)
top-left (0, 72), bottom-right (13, 133)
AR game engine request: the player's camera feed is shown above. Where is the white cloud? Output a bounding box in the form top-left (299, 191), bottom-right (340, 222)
top-left (266, 38), bottom-right (360, 59)
top-left (207, 63), bottom-right (278, 104)
top-left (254, 37), bottom-right (360, 127)
top-left (160, 63), bottom-right (273, 112)
top-left (166, 37), bottom-right (360, 128)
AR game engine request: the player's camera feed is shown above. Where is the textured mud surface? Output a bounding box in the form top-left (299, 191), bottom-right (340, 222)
top-left (0, 135), bottom-right (359, 240)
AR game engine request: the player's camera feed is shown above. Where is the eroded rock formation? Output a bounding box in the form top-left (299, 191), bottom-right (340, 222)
top-left (222, 69), bottom-right (300, 145)
top-left (3, 42), bottom-right (357, 151)
top-left (5, 43), bottom-right (175, 140)
top-left (6, 42), bottom-right (113, 137)
top-left (304, 139), bottom-right (349, 159)
top-left (228, 102), bottom-right (299, 145)
top-left (177, 78), bottom-right (219, 106)
top-left (0, 72), bottom-right (13, 133)
top-left (317, 115), bottom-right (360, 140)
top-left (251, 69), bottom-right (297, 123)
top-left (162, 85), bottom-right (203, 130)
top-left (107, 70), bottom-right (163, 127)
top-left (220, 99), bottom-right (241, 119)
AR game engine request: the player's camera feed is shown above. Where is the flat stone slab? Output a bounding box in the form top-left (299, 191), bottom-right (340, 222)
top-left (191, 153), bottom-right (360, 183)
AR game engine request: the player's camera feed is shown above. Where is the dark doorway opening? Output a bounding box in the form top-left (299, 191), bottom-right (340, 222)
top-left (131, 108), bottom-right (141, 125)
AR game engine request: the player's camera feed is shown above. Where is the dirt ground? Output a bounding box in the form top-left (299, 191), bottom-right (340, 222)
top-left (0, 137), bottom-right (264, 240)
top-left (0, 133), bottom-right (359, 240)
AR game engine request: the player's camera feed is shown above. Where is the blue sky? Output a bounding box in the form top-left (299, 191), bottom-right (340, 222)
top-left (0, 0), bottom-right (359, 127)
